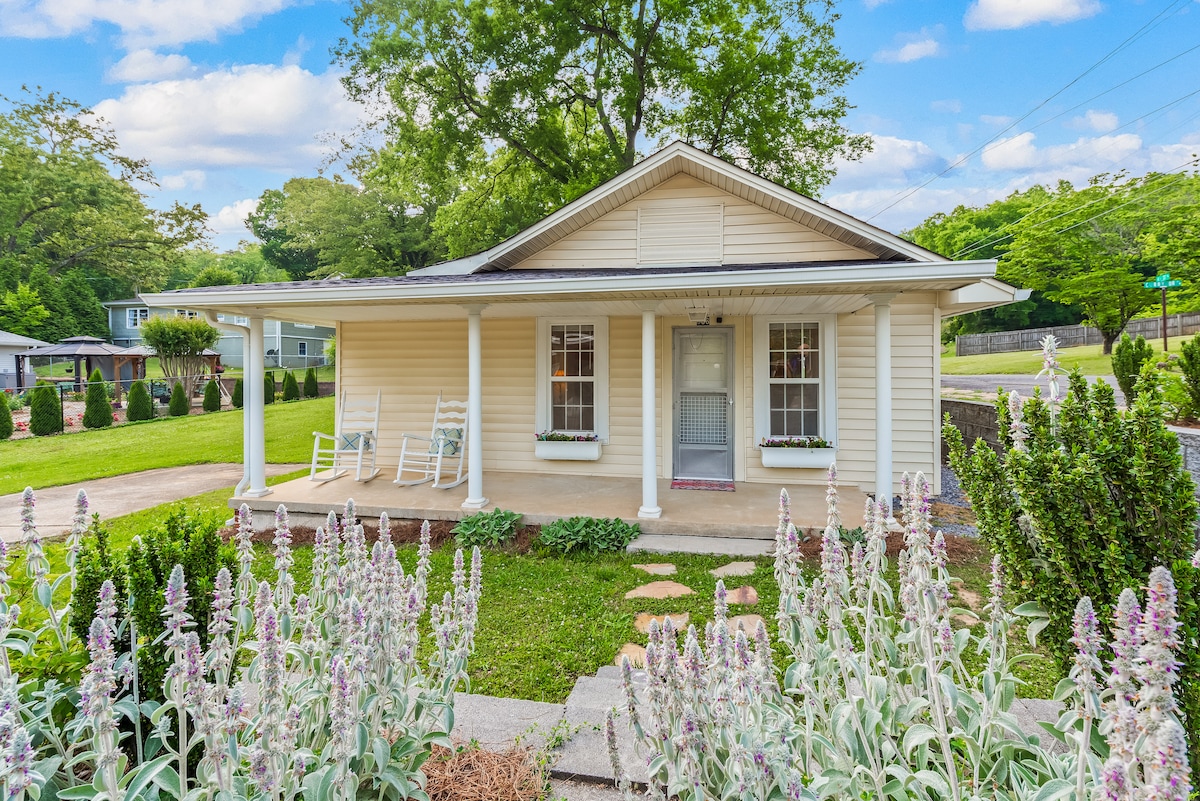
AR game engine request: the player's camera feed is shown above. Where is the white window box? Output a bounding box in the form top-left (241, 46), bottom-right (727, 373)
top-left (535, 440), bottom-right (603, 461)
top-left (758, 446), bottom-right (836, 469)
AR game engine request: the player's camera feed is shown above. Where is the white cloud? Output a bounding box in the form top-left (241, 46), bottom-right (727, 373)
top-left (826, 186), bottom-right (1003, 236)
top-left (0, 0), bottom-right (299, 47)
top-left (828, 134), bottom-right (947, 192)
top-left (1068, 109), bottom-right (1119, 133)
top-left (210, 198), bottom-right (258, 237)
top-left (981, 131), bottom-right (1143, 172)
top-left (930, 99), bottom-right (963, 114)
top-left (107, 49), bottom-right (195, 82)
top-left (874, 27), bottom-right (944, 64)
top-left (876, 38), bottom-right (942, 63)
top-left (863, 0), bottom-right (891, 8)
top-left (92, 64), bottom-right (362, 172)
top-left (160, 170), bottom-right (207, 190)
top-left (964, 0), bottom-right (1101, 30)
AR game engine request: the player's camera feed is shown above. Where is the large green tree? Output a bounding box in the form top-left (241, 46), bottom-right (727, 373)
top-left (248, 177), bottom-right (437, 278)
top-left (337, 0), bottom-right (869, 258)
top-left (0, 90), bottom-right (207, 293)
top-left (138, 315), bottom-right (220, 396)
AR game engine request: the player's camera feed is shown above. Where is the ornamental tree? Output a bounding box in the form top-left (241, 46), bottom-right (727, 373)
top-left (28, 381), bottom-right (61, 435)
top-left (303, 367), bottom-right (318, 398)
top-left (138, 314), bottom-right (219, 397)
top-left (125, 380), bottom-right (154, 421)
top-left (167, 381), bottom-right (188, 417)
top-left (282, 371), bottom-right (300, 401)
top-left (202, 378), bottom-right (220, 412)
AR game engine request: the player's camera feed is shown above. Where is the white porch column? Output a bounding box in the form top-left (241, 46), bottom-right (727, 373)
top-left (244, 316), bottom-right (270, 497)
top-left (869, 294), bottom-right (895, 514)
top-left (638, 303), bottom-right (662, 519)
top-left (462, 305), bottom-right (489, 509)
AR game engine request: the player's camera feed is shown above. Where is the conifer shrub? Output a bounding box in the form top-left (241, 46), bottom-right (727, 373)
top-left (1178, 332), bottom-right (1200, 416)
top-left (232, 377), bottom-right (243, 408)
top-left (202, 378), bottom-right (220, 412)
top-left (1111, 332), bottom-right (1154, 404)
top-left (303, 366), bottom-right (319, 398)
top-left (126, 379), bottom-right (154, 421)
top-left (282, 370), bottom-right (300, 401)
top-left (167, 381), bottom-right (189, 416)
top-left (82, 368), bottom-right (113, 428)
top-left (945, 369), bottom-right (1200, 765)
top-left (264, 373), bottom-right (275, 404)
top-left (29, 381), bottom-right (61, 435)
top-left (0, 392), bottom-right (12, 439)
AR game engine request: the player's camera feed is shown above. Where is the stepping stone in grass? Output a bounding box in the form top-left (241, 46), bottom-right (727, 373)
top-left (727, 613), bottom-right (765, 633)
top-left (634, 612), bottom-right (690, 634)
top-left (633, 563), bottom-right (676, 576)
top-left (726, 585), bottom-right (759, 606)
top-left (710, 561), bottom-right (756, 578)
top-left (625, 580), bottom-right (695, 600)
top-left (615, 643), bottom-right (647, 668)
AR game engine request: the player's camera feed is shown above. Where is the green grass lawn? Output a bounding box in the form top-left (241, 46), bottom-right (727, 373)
top-left (32, 358), bottom-right (335, 382)
top-left (940, 333), bottom-right (1195, 376)
top-left (0, 396), bottom-right (333, 494)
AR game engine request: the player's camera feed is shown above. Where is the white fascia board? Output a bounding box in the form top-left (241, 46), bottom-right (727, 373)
top-left (142, 259), bottom-right (998, 312)
top-left (938, 278), bottom-right (1030, 316)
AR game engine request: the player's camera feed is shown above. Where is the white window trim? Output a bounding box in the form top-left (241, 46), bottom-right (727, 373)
top-left (127, 308), bottom-right (149, 328)
top-left (297, 342), bottom-right (308, 356)
top-left (752, 314), bottom-right (837, 446)
top-left (535, 317), bottom-right (610, 442)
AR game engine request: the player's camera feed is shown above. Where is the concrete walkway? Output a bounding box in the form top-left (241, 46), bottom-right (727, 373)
top-left (0, 463), bottom-right (306, 543)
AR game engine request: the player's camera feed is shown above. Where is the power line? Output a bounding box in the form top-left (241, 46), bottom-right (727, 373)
top-left (861, 0), bottom-right (1194, 222)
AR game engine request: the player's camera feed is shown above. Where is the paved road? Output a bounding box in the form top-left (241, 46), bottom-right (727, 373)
top-left (941, 373), bottom-right (1126, 405)
top-left (0, 463), bottom-right (306, 544)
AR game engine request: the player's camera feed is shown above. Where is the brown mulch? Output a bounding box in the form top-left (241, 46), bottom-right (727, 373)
top-left (222, 519), bottom-right (542, 554)
top-left (791, 528), bottom-right (983, 563)
top-left (424, 744), bottom-right (544, 801)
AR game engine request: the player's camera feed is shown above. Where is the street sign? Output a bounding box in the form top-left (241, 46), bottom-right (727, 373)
top-left (1145, 278), bottom-right (1182, 288)
top-left (1143, 274), bottom-right (1185, 351)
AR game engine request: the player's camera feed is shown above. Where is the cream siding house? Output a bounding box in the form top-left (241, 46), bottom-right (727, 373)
top-left (142, 142), bottom-right (1024, 528)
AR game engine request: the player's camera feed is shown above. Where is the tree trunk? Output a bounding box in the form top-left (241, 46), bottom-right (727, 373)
top-left (1102, 331), bottom-right (1119, 354)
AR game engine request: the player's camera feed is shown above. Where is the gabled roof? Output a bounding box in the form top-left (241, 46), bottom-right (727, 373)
top-left (414, 140), bottom-right (943, 276)
top-left (0, 330), bottom-right (50, 348)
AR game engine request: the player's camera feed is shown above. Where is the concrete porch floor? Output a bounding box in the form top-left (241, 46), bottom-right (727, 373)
top-left (231, 471), bottom-right (866, 539)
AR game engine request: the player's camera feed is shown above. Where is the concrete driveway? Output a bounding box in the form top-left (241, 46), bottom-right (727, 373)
top-left (0, 463), bottom-right (306, 544)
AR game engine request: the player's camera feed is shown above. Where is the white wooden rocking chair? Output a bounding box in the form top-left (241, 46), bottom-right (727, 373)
top-left (394, 394), bottom-right (468, 489)
top-left (310, 389), bottom-right (382, 482)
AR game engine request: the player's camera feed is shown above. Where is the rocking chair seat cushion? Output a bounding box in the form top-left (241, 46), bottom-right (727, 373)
top-left (428, 427), bottom-right (463, 455)
top-left (339, 432), bottom-right (369, 450)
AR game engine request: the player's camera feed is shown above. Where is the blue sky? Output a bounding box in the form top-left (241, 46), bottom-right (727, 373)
top-left (1, 0), bottom-right (1197, 250)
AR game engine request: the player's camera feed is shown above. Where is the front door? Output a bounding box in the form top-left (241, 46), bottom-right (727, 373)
top-left (673, 327), bottom-right (734, 480)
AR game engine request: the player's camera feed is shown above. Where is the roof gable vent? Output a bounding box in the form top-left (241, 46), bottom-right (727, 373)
top-left (637, 202), bottom-right (723, 265)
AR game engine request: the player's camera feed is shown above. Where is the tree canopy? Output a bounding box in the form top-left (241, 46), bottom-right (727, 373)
top-left (138, 315), bottom-right (220, 394)
top-left (907, 172), bottom-right (1200, 352)
top-left (336, 0), bottom-right (869, 259)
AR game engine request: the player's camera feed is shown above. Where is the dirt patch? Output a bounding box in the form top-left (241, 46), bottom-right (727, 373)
top-left (424, 743), bottom-right (544, 801)
top-left (931, 501), bottom-right (977, 526)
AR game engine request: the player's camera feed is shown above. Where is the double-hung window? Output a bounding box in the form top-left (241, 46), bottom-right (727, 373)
top-left (753, 316), bottom-right (836, 443)
top-left (536, 318), bottom-right (609, 439)
top-left (127, 308), bottom-right (149, 328)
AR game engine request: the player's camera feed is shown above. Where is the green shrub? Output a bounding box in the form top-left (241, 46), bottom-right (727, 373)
top-left (0, 393), bottom-right (12, 440)
top-left (264, 373), bottom-right (275, 404)
top-left (69, 515), bottom-right (126, 645)
top-left (168, 380), bottom-right (189, 416)
top-left (232, 377), bottom-right (243, 408)
top-left (29, 381), bottom-right (61, 435)
top-left (303, 367), bottom-right (319, 398)
top-left (282, 370), bottom-right (300, 401)
top-left (126, 380), bottom-right (155, 421)
top-left (8, 391), bottom-right (25, 411)
top-left (82, 368), bottom-right (113, 429)
top-left (202, 378), bottom-right (220, 412)
top-left (945, 369), bottom-right (1200, 767)
top-left (124, 507), bottom-right (235, 701)
top-left (538, 516), bottom-right (640, 554)
top-left (1177, 333), bottom-right (1200, 417)
top-left (453, 508), bottom-right (521, 548)
top-left (1111, 332), bottom-right (1154, 404)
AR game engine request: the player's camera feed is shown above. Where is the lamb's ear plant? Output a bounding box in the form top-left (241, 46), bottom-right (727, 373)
top-left (608, 468), bottom-right (1193, 801)
top-left (1, 492), bottom-right (482, 801)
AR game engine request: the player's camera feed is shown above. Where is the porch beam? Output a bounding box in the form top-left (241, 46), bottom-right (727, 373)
top-left (638, 302), bottom-right (661, 519)
top-left (243, 316), bottom-right (271, 497)
top-left (463, 305), bottom-right (489, 509)
top-left (869, 294), bottom-right (896, 517)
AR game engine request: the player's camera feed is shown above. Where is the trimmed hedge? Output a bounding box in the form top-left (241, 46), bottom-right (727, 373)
top-left (282, 371), bottom-right (300, 401)
top-left (168, 381), bottom-right (189, 417)
top-left (126, 380), bottom-right (155, 421)
top-left (82, 369), bottom-right (113, 429)
top-left (29, 382), bottom-right (61, 436)
top-left (303, 367), bottom-right (319, 398)
top-left (232, 378), bottom-right (243, 409)
top-left (0, 392), bottom-right (12, 439)
top-left (264, 374), bottom-right (275, 404)
top-left (202, 379), bottom-right (220, 412)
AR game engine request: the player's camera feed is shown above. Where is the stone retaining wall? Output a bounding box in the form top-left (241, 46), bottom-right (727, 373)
top-left (942, 397), bottom-right (1200, 498)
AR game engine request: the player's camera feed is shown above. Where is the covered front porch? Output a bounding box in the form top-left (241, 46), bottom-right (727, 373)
top-left (231, 470), bottom-right (867, 540)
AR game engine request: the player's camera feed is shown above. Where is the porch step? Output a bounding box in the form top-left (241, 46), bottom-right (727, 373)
top-left (626, 533), bottom-right (774, 557)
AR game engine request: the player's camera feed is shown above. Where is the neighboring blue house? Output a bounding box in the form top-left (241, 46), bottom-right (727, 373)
top-left (103, 299), bottom-right (334, 369)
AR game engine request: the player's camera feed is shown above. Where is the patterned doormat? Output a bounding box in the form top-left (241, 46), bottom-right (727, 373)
top-left (670, 478), bottom-right (736, 492)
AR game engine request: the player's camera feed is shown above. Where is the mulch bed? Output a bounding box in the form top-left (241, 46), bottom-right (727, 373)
top-left (423, 744), bottom-right (544, 801)
top-left (225, 520), bottom-right (543, 553)
top-left (791, 529), bottom-right (983, 562)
